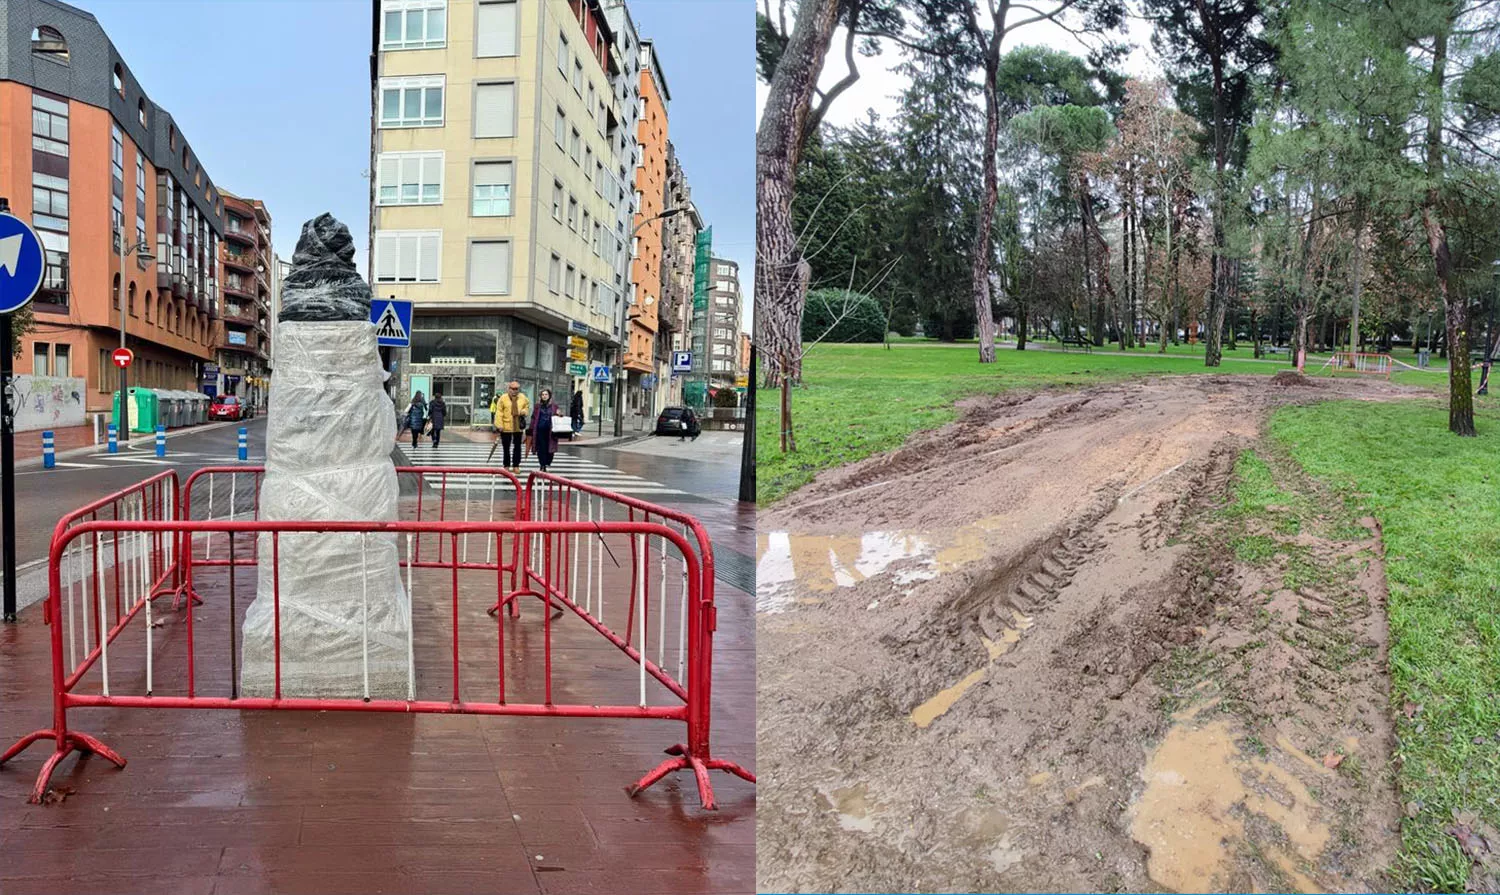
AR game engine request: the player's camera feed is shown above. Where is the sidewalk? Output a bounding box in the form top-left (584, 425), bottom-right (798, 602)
top-left (9, 423), bottom-right (95, 464)
top-left (431, 426), bottom-right (653, 450)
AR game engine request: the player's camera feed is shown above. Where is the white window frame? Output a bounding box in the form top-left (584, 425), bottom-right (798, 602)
top-left (548, 254), bottom-right (562, 293)
top-left (376, 150), bottom-right (444, 206)
top-left (381, 0), bottom-right (447, 50)
top-left (552, 181), bottom-right (564, 221)
top-left (554, 107), bottom-right (567, 149)
top-left (473, 81), bottom-right (517, 138)
top-left (471, 160), bottom-right (513, 217)
top-left (557, 35), bottom-right (568, 73)
top-left (379, 76), bottom-right (445, 128)
top-left (567, 195), bottom-right (578, 231)
top-left (373, 229), bottom-right (442, 283)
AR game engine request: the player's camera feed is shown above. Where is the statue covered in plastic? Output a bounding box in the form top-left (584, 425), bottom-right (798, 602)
top-left (240, 213), bottom-right (411, 699)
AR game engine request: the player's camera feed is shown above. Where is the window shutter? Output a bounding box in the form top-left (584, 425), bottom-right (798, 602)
top-left (375, 234), bottom-right (398, 281)
top-left (469, 241), bottom-right (510, 294)
top-left (476, 1), bottom-right (517, 56)
top-left (421, 154), bottom-right (442, 195)
top-left (475, 83), bottom-right (515, 138)
top-left (418, 234), bottom-right (440, 281)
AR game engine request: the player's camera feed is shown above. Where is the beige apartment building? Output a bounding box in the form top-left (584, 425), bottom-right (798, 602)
top-left (370, 0), bottom-right (636, 425)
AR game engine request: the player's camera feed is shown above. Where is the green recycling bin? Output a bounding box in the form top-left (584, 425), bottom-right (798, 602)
top-left (111, 387), bottom-right (160, 434)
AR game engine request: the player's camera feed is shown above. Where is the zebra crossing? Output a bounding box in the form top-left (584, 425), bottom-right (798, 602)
top-left (398, 438), bottom-right (686, 496)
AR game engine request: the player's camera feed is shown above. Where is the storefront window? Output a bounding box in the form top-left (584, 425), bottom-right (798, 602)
top-left (410, 329), bottom-right (497, 364)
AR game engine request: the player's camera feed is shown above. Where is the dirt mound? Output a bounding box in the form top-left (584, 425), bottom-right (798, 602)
top-left (757, 374), bottom-right (1412, 893)
top-left (1271, 370), bottom-right (1318, 387)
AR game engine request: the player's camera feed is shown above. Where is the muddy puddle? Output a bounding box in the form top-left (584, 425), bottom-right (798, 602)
top-left (756, 520), bottom-right (1007, 612)
top-left (1131, 706), bottom-right (1330, 893)
top-left (910, 611), bottom-right (1032, 728)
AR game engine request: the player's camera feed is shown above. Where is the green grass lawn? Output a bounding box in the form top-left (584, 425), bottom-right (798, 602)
top-left (757, 341), bottom-right (1444, 505)
top-left (1271, 399), bottom-right (1500, 891)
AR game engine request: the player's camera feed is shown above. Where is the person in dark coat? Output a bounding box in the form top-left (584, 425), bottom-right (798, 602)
top-left (403, 392), bottom-right (427, 450)
top-left (527, 388), bottom-right (562, 472)
top-left (569, 390), bottom-right (584, 441)
top-left (428, 391), bottom-right (447, 447)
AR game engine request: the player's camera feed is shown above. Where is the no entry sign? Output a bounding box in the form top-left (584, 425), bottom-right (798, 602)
top-left (112, 347), bottom-right (134, 368)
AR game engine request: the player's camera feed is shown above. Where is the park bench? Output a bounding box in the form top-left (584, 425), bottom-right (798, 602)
top-left (1059, 336), bottom-right (1093, 353)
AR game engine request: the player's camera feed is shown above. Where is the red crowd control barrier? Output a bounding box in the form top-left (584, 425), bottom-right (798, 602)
top-left (1, 470), bottom-right (753, 810)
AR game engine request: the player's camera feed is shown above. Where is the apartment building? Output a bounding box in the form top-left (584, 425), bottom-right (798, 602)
top-left (213, 191), bottom-right (272, 407)
top-left (1, 0), bottom-right (224, 415)
top-left (370, 0), bottom-right (638, 426)
top-left (659, 142), bottom-right (700, 407)
top-left (707, 257), bottom-right (740, 389)
top-left (620, 37), bottom-right (668, 420)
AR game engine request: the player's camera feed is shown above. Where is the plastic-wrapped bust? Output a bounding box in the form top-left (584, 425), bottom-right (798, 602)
top-left (277, 212), bottom-right (371, 323)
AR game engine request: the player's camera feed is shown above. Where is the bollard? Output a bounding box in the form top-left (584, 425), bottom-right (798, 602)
top-left (155, 425), bottom-right (166, 458)
top-left (107, 423), bottom-right (118, 454)
top-left (42, 431), bottom-right (55, 469)
top-left (238, 426), bottom-right (248, 461)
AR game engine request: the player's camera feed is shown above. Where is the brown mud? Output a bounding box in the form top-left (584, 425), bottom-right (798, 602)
top-left (757, 375), bottom-right (1418, 893)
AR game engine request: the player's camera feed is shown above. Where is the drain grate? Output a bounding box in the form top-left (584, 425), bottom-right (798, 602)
top-left (713, 547), bottom-right (756, 595)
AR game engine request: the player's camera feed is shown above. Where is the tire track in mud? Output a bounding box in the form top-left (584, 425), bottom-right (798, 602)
top-left (758, 375), bottom-right (1419, 894)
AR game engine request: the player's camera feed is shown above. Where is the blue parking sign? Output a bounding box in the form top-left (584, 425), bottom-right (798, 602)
top-left (0, 213), bottom-right (46, 315)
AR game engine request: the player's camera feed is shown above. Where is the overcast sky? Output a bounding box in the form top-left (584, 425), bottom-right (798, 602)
top-left (748, 7), bottom-right (1166, 313)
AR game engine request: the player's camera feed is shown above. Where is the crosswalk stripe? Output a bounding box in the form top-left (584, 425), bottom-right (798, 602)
top-left (397, 442), bottom-right (685, 496)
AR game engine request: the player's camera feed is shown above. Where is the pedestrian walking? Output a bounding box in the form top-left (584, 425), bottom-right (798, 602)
top-left (486, 381), bottom-right (529, 472)
top-left (569, 390), bottom-right (584, 441)
top-left (428, 391), bottom-right (447, 448)
top-left (402, 392), bottom-right (427, 450)
top-left (527, 388), bottom-right (562, 473)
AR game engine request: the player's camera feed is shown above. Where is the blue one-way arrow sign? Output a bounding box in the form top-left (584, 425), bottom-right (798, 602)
top-left (370, 297), bottom-right (413, 347)
top-left (0, 213), bottom-right (46, 316)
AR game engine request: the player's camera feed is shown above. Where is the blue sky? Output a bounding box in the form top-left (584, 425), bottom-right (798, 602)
top-left (90, 0), bottom-right (754, 325)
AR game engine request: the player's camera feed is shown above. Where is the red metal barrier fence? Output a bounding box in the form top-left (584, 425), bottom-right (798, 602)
top-left (1, 468), bottom-right (753, 810)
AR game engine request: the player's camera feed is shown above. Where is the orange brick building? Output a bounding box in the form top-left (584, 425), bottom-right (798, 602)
top-left (1, 1), bottom-right (225, 417)
top-left (624, 39), bottom-right (669, 414)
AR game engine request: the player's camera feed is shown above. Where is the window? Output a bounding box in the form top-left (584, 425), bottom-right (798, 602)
top-left (144, 290), bottom-right (152, 323)
top-left (554, 107), bottom-right (566, 148)
top-left (138, 98), bottom-right (147, 127)
top-left (717, 279), bottom-right (735, 292)
top-left (32, 93), bottom-right (68, 157)
top-left (581, 210), bottom-right (590, 238)
top-left (475, 0), bottom-right (517, 56)
top-left (32, 173), bottom-right (68, 232)
top-left (552, 181), bottom-right (564, 220)
top-left (548, 254), bottom-right (561, 293)
top-left (567, 196), bottom-right (578, 231)
top-left (411, 330), bottom-right (497, 365)
top-left (591, 222), bottom-right (601, 256)
top-left (128, 282), bottom-right (137, 316)
top-left (381, 0), bottom-right (446, 49)
top-left (587, 83), bottom-right (595, 114)
top-left (377, 151), bottom-right (443, 205)
top-left (594, 161), bottom-right (604, 196)
top-left (54, 344), bottom-right (70, 378)
top-left (473, 82), bottom-right (515, 138)
top-left (32, 344), bottom-right (49, 376)
top-left (30, 26), bottom-right (69, 64)
top-left (570, 128), bottom-right (582, 165)
top-left (471, 161), bottom-right (512, 216)
top-left (716, 263), bottom-right (733, 276)
top-left (113, 64), bottom-right (123, 96)
top-left (557, 35), bottom-right (568, 73)
top-left (135, 152), bottom-right (146, 246)
top-left (584, 146), bottom-right (593, 178)
top-left (468, 240), bottom-right (511, 294)
top-left (379, 76), bottom-right (444, 128)
top-left (111, 125), bottom-right (124, 186)
top-left (373, 230), bottom-right (441, 283)
top-left (573, 59), bottom-right (583, 94)
top-left (565, 264), bottom-right (576, 299)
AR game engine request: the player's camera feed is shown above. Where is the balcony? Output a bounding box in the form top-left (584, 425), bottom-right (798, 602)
top-left (224, 280), bottom-right (254, 300)
top-left (224, 227), bottom-right (256, 247)
top-left (32, 250), bottom-right (69, 312)
top-left (223, 253), bottom-right (256, 274)
top-left (221, 305), bottom-right (257, 327)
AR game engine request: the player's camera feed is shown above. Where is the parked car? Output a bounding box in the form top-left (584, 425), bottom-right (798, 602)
top-left (654, 406), bottom-right (701, 437)
top-left (209, 395), bottom-right (244, 421)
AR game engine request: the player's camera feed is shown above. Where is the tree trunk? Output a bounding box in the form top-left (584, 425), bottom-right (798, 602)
top-left (755, 0), bottom-right (842, 390)
top-left (969, 29), bottom-right (1003, 364)
top-left (1420, 26), bottom-right (1473, 435)
top-left (1016, 296), bottom-right (1029, 350)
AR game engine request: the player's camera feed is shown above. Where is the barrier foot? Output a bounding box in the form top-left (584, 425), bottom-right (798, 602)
top-left (2, 729), bottom-right (126, 804)
top-left (166, 585), bottom-right (205, 612)
top-left (627, 744), bottom-right (755, 811)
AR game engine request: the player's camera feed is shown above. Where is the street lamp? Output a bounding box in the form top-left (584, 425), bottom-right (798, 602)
top-left (115, 232), bottom-right (155, 447)
top-left (614, 206), bottom-right (682, 437)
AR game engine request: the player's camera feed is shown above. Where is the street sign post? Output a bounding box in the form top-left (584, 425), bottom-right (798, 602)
top-left (0, 203), bottom-right (46, 622)
top-left (590, 363), bottom-right (613, 383)
top-left (672, 351), bottom-right (692, 373)
top-left (370, 297), bottom-right (413, 348)
top-left (112, 347), bottom-right (134, 368)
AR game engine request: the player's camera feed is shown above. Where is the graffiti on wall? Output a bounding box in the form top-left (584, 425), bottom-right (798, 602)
top-left (13, 375), bottom-right (86, 432)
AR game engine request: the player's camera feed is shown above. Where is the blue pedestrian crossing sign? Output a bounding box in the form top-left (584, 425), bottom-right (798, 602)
top-left (370, 297), bottom-right (413, 347)
top-left (0, 213), bottom-right (46, 315)
top-left (590, 362), bottom-right (613, 383)
top-left (672, 351), bottom-right (692, 373)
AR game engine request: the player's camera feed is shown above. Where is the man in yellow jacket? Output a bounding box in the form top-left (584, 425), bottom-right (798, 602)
top-left (487, 381), bottom-right (530, 472)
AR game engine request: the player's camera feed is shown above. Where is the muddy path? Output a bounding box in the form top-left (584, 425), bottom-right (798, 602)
top-left (757, 375), bottom-right (1421, 893)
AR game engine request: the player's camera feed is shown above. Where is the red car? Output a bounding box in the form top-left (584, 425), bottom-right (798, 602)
top-left (209, 395), bottom-right (244, 421)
